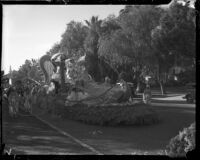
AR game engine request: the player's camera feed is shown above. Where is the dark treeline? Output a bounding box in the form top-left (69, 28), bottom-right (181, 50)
top-left (47, 0), bottom-right (195, 93)
top-left (11, 0), bottom-right (196, 94)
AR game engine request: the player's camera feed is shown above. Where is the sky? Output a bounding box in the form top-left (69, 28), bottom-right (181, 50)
top-left (2, 5), bottom-right (125, 74)
top-left (2, 1), bottom-right (195, 74)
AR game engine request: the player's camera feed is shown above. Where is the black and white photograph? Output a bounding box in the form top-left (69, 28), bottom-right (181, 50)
top-left (1, 0), bottom-right (196, 156)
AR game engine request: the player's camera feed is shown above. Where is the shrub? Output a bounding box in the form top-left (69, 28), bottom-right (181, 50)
top-left (54, 102), bottom-right (160, 126)
top-left (178, 69), bottom-right (196, 85)
top-left (166, 122), bottom-right (196, 157)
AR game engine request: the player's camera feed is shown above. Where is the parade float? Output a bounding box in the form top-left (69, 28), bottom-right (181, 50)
top-left (39, 52), bottom-right (131, 104)
top-left (36, 52), bottom-right (159, 126)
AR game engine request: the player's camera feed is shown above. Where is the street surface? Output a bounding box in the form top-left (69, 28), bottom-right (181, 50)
top-left (2, 93), bottom-right (195, 155)
top-left (2, 101), bottom-right (101, 155)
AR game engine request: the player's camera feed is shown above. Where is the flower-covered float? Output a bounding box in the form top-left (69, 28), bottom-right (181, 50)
top-left (37, 52), bottom-right (159, 126)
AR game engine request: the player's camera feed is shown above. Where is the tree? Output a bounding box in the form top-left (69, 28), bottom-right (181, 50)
top-left (151, 0), bottom-right (196, 94)
top-left (97, 15), bottom-right (122, 81)
top-left (12, 59), bottom-right (42, 84)
top-left (60, 21), bottom-right (88, 58)
top-left (84, 16), bottom-right (103, 81)
top-left (99, 14), bottom-right (121, 37)
top-left (47, 43), bottom-right (61, 56)
top-left (160, 1), bottom-right (195, 62)
top-left (98, 5), bottom-right (162, 89)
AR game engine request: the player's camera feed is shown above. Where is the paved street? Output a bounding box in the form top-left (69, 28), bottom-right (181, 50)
top-left (2, 94), bottom-right (195, 155)
top-left (2, 101), bottom-right (101, 155)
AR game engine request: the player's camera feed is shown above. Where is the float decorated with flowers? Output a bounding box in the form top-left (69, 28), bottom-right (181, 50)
top-left (34, 52), bottom-right (159, 126)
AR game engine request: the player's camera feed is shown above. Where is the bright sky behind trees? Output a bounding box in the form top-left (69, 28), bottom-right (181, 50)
top-left (2, 0), bottom-right (195, 74)
top-left (2, 5), bottom-right (125, 74)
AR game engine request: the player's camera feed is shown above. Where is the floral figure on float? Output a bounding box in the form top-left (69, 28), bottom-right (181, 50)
top-left (64, 55), bottom-right (91, 102)
top-left (39, 52), bottom-right (133, 106)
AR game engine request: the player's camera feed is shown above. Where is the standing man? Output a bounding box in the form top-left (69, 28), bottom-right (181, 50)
top-left (14, 80), bottom-right (25, 111)
top-left (143, 76), bottom-right (152, 104)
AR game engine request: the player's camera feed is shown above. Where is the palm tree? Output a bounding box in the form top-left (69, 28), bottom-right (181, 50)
top-left (85, 16), bottom-right (102, 33)
top-left (84, 16), bottom-right (103, 81)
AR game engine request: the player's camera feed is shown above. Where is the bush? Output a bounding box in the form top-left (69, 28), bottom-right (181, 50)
top-left (54, 102), bottom-right (160, 126)
top-left (166, 122), bottom-right (196, 157)
top-left (178, 69), bottom-right (195, 85)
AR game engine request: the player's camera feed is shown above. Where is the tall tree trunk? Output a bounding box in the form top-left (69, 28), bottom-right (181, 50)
top-left (157, 62), bottom-right (166, 95)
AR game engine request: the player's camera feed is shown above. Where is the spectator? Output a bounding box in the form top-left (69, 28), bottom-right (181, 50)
top-left (105, 76), bottom-right (111, 85)
top-left (143, 84), bottom-right (152, 104)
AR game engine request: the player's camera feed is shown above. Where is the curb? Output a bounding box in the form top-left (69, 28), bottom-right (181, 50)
top-left (32, 113), bottom-right (103, 155)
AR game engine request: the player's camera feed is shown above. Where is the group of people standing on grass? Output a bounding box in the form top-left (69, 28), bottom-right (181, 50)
top-left (3, 77), bottom-right (61, 118)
